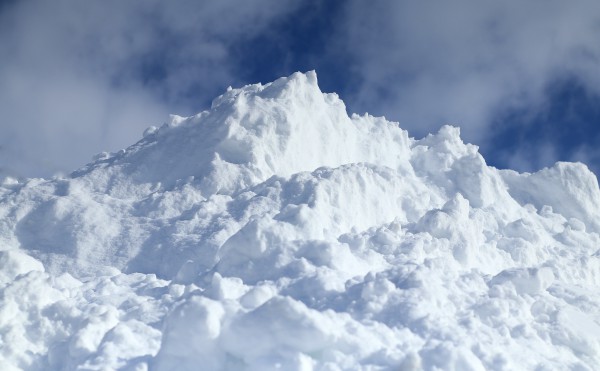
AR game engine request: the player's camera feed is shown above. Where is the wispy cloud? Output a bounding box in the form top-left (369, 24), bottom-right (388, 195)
top-left (0, 0), bottom-right (299, 177)
top-left (333, 0), bottom-right (600, 171)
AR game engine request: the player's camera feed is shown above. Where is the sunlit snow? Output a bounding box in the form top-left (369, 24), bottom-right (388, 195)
top-left (1, 71), bottom-right (600, 370)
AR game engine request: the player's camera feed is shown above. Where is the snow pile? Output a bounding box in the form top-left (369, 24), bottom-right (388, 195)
top-left (1, 71), bottom-right (600, 370)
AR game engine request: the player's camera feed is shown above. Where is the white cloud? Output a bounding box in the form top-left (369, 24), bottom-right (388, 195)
top-left (335, 0), bottom-right (600, 150)
top-left (0, 0), bottom-right (300, 177)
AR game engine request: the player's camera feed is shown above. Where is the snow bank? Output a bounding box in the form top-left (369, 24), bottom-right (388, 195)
top-left (1, 71), bottom-right (600, 370)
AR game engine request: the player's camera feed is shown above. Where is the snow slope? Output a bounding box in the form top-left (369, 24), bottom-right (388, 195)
top-left (1, 71), bottom-right (600, 370)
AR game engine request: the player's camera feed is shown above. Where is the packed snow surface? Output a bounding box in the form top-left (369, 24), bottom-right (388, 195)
top-left (2, 71), bottom-right (600, 370)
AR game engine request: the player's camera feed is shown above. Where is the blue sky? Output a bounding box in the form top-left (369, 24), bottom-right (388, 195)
top-left (1, 0), bottom-right (600, 178)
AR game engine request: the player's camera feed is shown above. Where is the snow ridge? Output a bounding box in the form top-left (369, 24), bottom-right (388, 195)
top-left (1, 71), bottom-right (600, 370)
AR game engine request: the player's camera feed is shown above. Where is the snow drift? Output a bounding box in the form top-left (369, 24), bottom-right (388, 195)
top-left (1, 71), bottom-right (600, 370)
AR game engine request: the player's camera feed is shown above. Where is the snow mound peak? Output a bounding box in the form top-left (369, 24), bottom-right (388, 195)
top-left (74, 71), bottom-right (413, 199)
top-left (1, 71), bottom-right (600, 370)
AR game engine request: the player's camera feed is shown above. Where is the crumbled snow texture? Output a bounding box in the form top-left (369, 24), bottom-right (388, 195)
top-left (2, 71), bottom-right (600, 370)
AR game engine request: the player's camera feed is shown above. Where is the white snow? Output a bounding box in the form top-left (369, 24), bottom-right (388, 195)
top-left (1, 71), bottom-right (600, 370)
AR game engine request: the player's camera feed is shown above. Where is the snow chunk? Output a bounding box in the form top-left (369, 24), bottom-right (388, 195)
top-left (155, 296), bottom-right (225, 371)
top-left (503, 162), bottom-right (600, 232)
top-left (0, 250), bottom-right (44, 284)
top-left (490, 267), bottom-right (555, 295)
